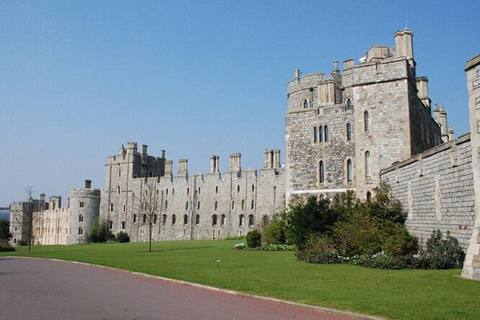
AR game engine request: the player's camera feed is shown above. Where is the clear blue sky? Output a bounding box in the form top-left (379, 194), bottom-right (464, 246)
top-left (1, 0), bottom-right (479, 206)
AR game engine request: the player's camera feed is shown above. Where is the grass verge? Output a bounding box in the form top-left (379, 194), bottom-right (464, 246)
top-left (2, 240), bottom-right (479, 319)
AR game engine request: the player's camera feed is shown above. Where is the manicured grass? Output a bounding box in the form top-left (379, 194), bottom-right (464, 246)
top-left (3, 240), bottom-right (479, 319)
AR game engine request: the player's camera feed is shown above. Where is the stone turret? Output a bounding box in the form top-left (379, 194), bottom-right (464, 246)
top-left (462, 54), bottom-right (480, 280)
top-left (229, 153), bottom-right (241, 172)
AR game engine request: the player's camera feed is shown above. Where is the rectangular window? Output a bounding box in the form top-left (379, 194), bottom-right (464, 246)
top-left (79, 202), bottom-right (85, 208)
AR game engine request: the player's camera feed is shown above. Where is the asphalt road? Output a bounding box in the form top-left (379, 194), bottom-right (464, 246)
top-left (0, 257), bottom-right (373, 320)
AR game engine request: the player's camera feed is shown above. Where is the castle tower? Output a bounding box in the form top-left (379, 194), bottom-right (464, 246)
top-left (285, 30), bottom-right (442, 201)
top-left (68, 180), bottom-right (100, 245)
top-left (102, 142), bottom-right (166, 237)
top-left (462, 54), bottom-right (480, 280)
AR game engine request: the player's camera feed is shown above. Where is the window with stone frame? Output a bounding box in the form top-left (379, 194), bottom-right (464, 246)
top-left (346, 123), bottom-right (352, 141)
top-left (78, 227), bottom-right (83, 235)
top-left (212, 214), bottom-right (218, 226)
top-left (302, 99), bottom-right (310, 108)
top-left (364, 111), bottom-right (370, 132)
top-left (365, 151), bottom-right (371, 177)
top-left (195, 214), bottom-right (200, 225)
top-left (221, 214), bottom-right (226, 226)
top-left (239, 214), bottom-right (245, 227)
top-left (172, 214), bottom-right (176, 225)
top-left (313, 126), bottom-right (318, 143)
top-left (183, 214), bottom-right (188, 225)
top-left (79, 214), bottom-right (84, 222)
top-left (347, 159), bottom-right (353, 182)
top-left (319, 160), bottom-right (325, 184)
top-left (324, 125), bottom-right (329, 142)
top-left (345, 98), bottom-right (353, 111)
top-left (248, 214), bottom-right (254, 227)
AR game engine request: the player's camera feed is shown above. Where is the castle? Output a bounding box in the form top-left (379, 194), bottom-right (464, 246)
top-left (9, 30), bottom-right (480, 280)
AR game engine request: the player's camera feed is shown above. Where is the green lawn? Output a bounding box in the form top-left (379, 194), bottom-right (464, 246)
top-left (2, 240), bottom-right (479, 319)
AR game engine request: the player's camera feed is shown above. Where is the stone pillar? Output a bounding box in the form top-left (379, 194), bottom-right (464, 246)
top-left (229, 153), bottom-right (241, 172)
top-left (210, 155), bottom-right (219, 173)
top-left (394, 29), bottom-right (414, 66)
top-left (273, 149), bottom-right (281, 168)
top-left (417, 76), bottom-right (431, 108)
top-left (165, 160), bottom-right (173, 176)
top-left (439, 106), bottom-right (449, 142)
top-left (264, 150), bottom-right (272, 168)
top-left (178, 159), bottom-right (188, 176)
top-left (462, 54), bottom-right (480, 280)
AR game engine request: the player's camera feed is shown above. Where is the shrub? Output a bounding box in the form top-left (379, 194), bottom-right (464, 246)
top-left (89, 220), bottom-right (115, 243)
top-left (416, 230), bottom-right (465, 269)
top-left (116, 232), bottom-right (130, 243)
top-left (246, 230), bottom-right (262, 248)
top-left (235, 243), bottom-right (245, 250)
top-left (262, 219), bottom-right (286, 244)
top-left (260, 244), bottom-right (297, 251)
top-left (0, 242), bottom-right (15, 252)
top-left (296, 235), bottom-right (342, 264)
top-left (226, 235), bottom-right (244, 240)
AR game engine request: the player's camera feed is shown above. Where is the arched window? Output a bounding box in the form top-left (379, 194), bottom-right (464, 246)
top-left (78, 214), bottom-right (83, 222)
top-left (302, 99), bottom-right (309, 108)
top-left (366, 191), bottom-right (372, 202)
top-left (187, 187), bottom-right (190, 195)
top-left (346, 123), bottom-right (352, 141)
top-left (251, 184), bottom-right (255, 193)
top-left (365, 151), bottom-right (371, 177)
top-left (221, 214), bottom-right (226, 226)
top-left (215, 186), bottom-right (218, 193)
top-left (110, 203), bottom-right (114, 212)
top-left (319, 161), bottom-right (325, 184)
top-left (183, 214), bottom-right (188, 225)
top-left (109, 220), bottom-right (113, 229)
top-left (78, 227), bottom-right (84, 235)
top-left (133, 214), bottom-right (137, 223)
top-left (195, 214), bottom-right (200, 225)
top-left (172, 214), bottom-right (176, 225)
top-left (237, 185), bottom-right (240, 193)
top-left (241, 200), bottom-right (245, 210)
top-left (347, 159), bottom-right (353, 182)
top-left (248, 214), bottom-right (254, 227)
top-left (319, 125), bottom-right (324, 142)
top-left (364, 111), bottom-right (370, 132)
top-left (162, 214), bottom-right (167, 225)
top-left (251, 200), bottom-right (254, 209)
top-left (346, 98), bottom-right (353, 111)
top-left (153, 214), bottom-right (157, 224)
top-left (212, 214), bottom-right (218, 226)
top-left (239, 215), bottom-right (245, 227)
top-left (313, 127), bottom-right (318, 143)
top-left (324, 125), bottom-right (329, 142)
top-left (121, 221), bottom-right (125, 229)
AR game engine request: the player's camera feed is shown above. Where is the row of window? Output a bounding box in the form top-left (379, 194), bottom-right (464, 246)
top-left (318, 152), bottom-right (371, 184)
top-left (301, 97), bottom-right (354, 111)
top-left (115, 184), bottom-right (257, 197)
top-left (111, 199), bottom-right (256, 213)
top-left (312, 112), bottom-right (369, 144)
top-left (128, 213), bottom-right (258, 228)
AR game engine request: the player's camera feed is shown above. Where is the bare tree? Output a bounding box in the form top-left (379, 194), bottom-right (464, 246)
top-left (23, 187), bottom-right (36, 253)
top-left (138, 179), bottom-right (161, 252)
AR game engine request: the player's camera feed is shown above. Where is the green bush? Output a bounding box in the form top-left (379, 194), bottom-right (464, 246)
top-left (246, 230), bottom-right (262, 248)
top-left (260, 244), bottom-right (296, 251)
top-left (89, 220), bottom-right (115, 243)
top-left (0, 242), bottom-right (15, 252)
top-left (116, 232), bottom-right (130, 243)
top-left (225, 235), bottom-right (244, 240)
top-left (415, 230), bottom-right (465, 269)
top-left (262, 219), bottom-right (286, 244)
top-left (296, 235), bottom-right (342, 264)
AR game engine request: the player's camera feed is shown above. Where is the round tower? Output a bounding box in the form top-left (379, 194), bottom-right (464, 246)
top-left (68, 180), bottom-right (100, 244)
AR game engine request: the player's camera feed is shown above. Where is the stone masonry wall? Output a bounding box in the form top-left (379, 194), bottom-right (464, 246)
top-left (381, 134), bottom-right (475, 250)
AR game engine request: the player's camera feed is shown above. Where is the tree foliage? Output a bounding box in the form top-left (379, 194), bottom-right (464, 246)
top-left (88, 220), bottom-right (115, 243)
top-left (0, 219), bottom-right (12, 243)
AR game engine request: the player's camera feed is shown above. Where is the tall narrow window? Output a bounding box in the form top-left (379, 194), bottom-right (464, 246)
top-left (313, 127), bottom-right (318, 143)
top-left (324, 125), bottom-right (329, 142)
top-left (212, 214), bottom-right (218, 226)
top-left (346, 123), bottom-right (352, 141)
top-left (241, 200), bottom-right (245, 210)
top-left (195, 214), bottom-right (200, 225)
top-left (121, 221), bottom-right (125, 229)
top-left (153, 214), bottom-right (157, 224)
top-left (79, 214), bottom-right (83, 222)
top-left (78, 227), bottom-right (84, 235)
top-left (183, 214), bottom-right (188, 225)
top-left (366, 191), bottom-right (372, 201)
top-left (197, 201), bottom-right (200, 210)
top-left (172, 214), bottom-right (176, 225)
top-left (365, 151), bottom-right (371, 177)
top-left (109, 220), bottom-right (113, 229)
top-left (133, 214), bottom-right (137, 223)
top-left (214, 201), bottom-right (218, 210)
top-left (248, 214), bottom-right (254, 227)
top-left (364, 111), bottom-right (370, 132)
top-left (319, 126), bottom-right (324, 142)
top-left (347, 159), bottom-right (353, 182)
top-left (162, 214), bottom-right (167, 225)
top-left (239, 215), bottom-right (245, 227)
top-left (346, 98), bottom-right (353, 111)
top-left (319, 161), bottom-right (325, 184)
top-left (221, 214), bottom-right (226, 226)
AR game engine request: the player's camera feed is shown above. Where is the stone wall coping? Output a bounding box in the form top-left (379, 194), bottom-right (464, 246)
top-left (465, 54), bottom-right (480, 71)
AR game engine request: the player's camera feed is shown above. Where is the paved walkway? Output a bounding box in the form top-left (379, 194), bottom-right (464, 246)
top-left (0, 257), bottom-right (377, 320)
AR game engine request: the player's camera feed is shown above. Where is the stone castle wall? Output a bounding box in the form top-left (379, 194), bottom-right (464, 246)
top-left (381, 134), bottom-right (475, 250)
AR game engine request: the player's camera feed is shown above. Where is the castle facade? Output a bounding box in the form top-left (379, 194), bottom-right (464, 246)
top-left (9, 30), bottom-right (480, 279)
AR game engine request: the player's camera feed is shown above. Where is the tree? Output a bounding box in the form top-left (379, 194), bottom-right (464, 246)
top-left (23, 187), bottom-right (36, 254)
top-left (88, 220), bottom-right (114, 243)
top-left (285, 195), bottom-right (337, 250)
top-left (138, 179), bottom-right (161, 252)
top-left (0, 219), bottom-right (12, 243)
